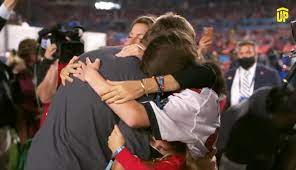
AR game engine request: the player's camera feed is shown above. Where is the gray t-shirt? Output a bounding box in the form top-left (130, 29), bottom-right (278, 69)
top-left (25, 47), bottom-right (151, 170)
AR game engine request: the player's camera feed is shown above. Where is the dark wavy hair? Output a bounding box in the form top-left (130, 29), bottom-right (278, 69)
top-left (203, 62), bottom-right (227, 96)
top-left (140, 30), bottom-right (196, 76)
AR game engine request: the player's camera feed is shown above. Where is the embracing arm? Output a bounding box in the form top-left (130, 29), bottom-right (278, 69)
top-left (102, 63), bottom-right (216, 104)
top-left (125, 63), bottom-right (215, 93)
top-left (87, 68), bottom-right (207, 142)
top-left (85, 68), bottom-right (150, 128)
top-left (85, 64), bottom-right (215, 130)
top-left (109, 101), bottom-right (149, 128)
top-left (145, 64), bottom-right (216, 92)
top-left (77, 58), bottom-right (215, 129)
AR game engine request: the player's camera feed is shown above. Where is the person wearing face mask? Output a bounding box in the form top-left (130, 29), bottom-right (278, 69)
top-left (225, 40), bottom-right (281, 107)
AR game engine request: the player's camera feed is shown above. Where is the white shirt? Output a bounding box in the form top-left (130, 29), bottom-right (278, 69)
top-left (231, 63), bottom-right (257, 106)
top-left (147, 88), bottom-right (220, 158)
top-left (0, 3), bottom-right (12, 20)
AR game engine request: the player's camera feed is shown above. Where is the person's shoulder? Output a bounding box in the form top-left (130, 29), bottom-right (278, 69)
top-left (249, 86), bottom-right (272, 106)
top-left (181, 88), bottom-right (219, 104)
top-left (97, 46), bottom-right (122, 53)
top-left (257, 64), bottom-right (278, 74)
top-left (252, 86), bottom-right (273, 96)
top-left (79, 46), bottom-right (123, 60)
top-left (224, 67), bottom-right (237, 77)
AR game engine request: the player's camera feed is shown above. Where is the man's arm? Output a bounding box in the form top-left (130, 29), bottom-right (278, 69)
top-left (36, 60), bottom-right (59, 103)
top-left (0, 0), bottom-right (17, 31)
top-left (36, 44), bottom-right (59, 103)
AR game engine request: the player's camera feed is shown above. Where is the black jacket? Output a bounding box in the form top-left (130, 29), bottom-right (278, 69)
top-left (0, 61), bottom-right (17, 128)
top-left (224, 64), bottom-right (282, 107)
top-left (0, 17), bottom-right (6, 31)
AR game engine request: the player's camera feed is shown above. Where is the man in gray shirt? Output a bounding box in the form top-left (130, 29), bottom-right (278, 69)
top-left (25, 47), bottom-right (152, 170)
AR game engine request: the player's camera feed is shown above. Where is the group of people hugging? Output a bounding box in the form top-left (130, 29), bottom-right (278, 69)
top-left (26, 13), bottom-right (227, 170)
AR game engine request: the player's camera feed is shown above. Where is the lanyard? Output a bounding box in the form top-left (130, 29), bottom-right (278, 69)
top-left (155, 76), bottom-right (164, 108)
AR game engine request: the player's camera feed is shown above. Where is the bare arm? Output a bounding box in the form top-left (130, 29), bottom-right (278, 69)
top-left (102, 63), bottom-right (216, 104)
top-left (3, 0), bottom-right (17, 11)
top-left (101, 75), bottom-right (180, 104)
top-left (36, 44), bottom-right (60, 103)
top-left (36, 61), bottom-right (58, 103)
top-left (0, 0), bottom-right (17, 20)
top-left (81, 59), bottom-right (150, 128)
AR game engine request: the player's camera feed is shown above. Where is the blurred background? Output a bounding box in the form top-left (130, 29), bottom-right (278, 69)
top-left (1, 0), bottom-right (296, 73)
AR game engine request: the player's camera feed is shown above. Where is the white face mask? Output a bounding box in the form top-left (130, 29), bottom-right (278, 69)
top-left (40, 38), bottom-right (51, 49)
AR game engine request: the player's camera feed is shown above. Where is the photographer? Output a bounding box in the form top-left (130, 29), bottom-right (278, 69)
top-left (36, 44), bottom-right (59, 125)
top-left (36, 22), bottom-right (84, 126)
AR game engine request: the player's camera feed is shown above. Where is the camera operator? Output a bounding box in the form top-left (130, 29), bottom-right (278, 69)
top-left (36, 43), bottom-right (58, 124)
top-left (36, 21), bottom-right (84, 126)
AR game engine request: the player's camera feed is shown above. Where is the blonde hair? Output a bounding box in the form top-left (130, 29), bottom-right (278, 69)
top-left (141, 12), bottom-right (197, 47)
top-left (186, 151), bottom-right (201, 170)
top-left (131, 15), bottom-right (156, 30)
top-left (185, 149), bottom-right (217, 170)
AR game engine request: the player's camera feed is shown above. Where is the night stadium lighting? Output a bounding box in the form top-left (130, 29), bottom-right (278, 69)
top-left (95, 1), bottom-right (121, 10)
